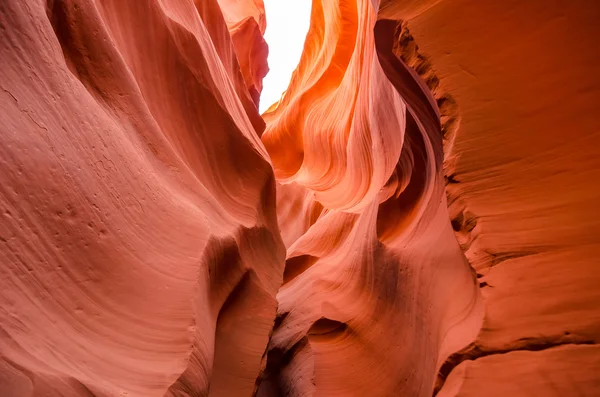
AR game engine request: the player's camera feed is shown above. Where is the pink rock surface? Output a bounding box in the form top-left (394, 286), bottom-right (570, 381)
top-left (1, 0), bottom-right (282, 396)
top-left (1, 0), bottom-right (599, 396)
top-left (217, 0), bottom-right (269, 106)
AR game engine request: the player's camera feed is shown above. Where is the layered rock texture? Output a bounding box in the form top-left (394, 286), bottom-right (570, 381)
top-left (0, 1), bottom-right (598, 397)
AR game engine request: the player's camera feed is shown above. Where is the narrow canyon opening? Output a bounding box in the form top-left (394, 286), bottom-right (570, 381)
top-left (0, 1), bottom-right (598, 397)
top-left (260, 0), bottom-right (312, 113)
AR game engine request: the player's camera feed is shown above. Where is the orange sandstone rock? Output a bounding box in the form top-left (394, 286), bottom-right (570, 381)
top-left (379, 0), bottom-right (600, 395)
top-left (257, 0), bottom-right (483, 395)
top-left (1, 0), bottom-right (599, 396)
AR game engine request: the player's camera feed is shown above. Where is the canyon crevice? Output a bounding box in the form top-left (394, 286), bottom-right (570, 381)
top-left (1, 0), bottom-right (599, 396)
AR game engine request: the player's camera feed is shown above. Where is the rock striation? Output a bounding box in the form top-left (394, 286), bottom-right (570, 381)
top-left (1, 0), bottom-right (599, 396)
top-left (256, 0), bottom-right (482, 395)
top-left (378, 1), bottom-right (600, 395)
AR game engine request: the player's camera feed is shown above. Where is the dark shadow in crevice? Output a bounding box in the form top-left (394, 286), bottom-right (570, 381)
top-left (282, 255), bottom-right (319, 285)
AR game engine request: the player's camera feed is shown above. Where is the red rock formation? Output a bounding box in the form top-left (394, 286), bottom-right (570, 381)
top-left (1, 0), bottom-right (599, 396)
top-left (0, 0), bottom-right (281, 396)
top-left (217, 0), bottom-right (269, 106)
top-left (377, 1), bottom-right (600, 395)
top-left (256, 0), bottom-right (482, 395)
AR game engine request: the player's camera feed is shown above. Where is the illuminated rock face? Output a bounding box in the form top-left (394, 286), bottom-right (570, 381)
top-left (256, 0), bottom-right (482, 395)
top-left (217, 0), bottom-right (269, 106)
top-left (1, 1), bottom-right (599, 397)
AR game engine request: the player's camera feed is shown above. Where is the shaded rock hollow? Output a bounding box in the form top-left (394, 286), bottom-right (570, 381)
top-left (0, 0), bottom-right (599, 397)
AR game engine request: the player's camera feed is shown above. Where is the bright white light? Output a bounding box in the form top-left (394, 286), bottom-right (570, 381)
top-left (260, 0), bottom-right (312, 113)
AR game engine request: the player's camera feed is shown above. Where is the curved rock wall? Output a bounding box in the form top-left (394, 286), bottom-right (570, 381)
top-left (1, 0), bottom-right (598, 396)
top-left (0, 0), bottom-right (282, 396)
top-left (256, 0), bottom-right (483, 395)
top-left (380, 0), bottom-right (600, 395)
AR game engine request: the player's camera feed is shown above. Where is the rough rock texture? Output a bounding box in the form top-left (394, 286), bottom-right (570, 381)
top-left (1, 0), bottom-right (599, 396)
top-left (378, 0), bottom-right (600, 395)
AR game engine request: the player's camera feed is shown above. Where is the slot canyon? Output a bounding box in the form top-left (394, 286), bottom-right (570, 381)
top-left (1, 0), bottom-right (599, 396)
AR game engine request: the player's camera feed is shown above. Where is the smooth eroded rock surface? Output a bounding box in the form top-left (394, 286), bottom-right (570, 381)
top-left (1, 0), bottom-right (599, 396)
top-left (1, 0), bottom-right (282, 396)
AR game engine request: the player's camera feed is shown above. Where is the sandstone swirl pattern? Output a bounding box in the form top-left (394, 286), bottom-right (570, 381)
top-left (257, 0), bottom-right (482, 395)
top-left (1, 0), bottom-right (599, 397)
